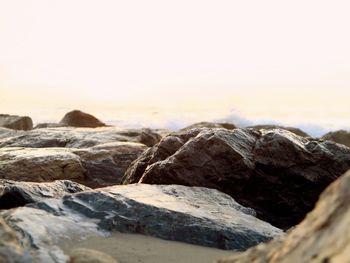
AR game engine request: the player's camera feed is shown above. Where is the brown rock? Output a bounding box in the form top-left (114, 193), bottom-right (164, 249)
top-left (247, 124), bottom-right (310, 137)
top-left (0, 114), bottom-right (33, 131)
top-left (321, 129), bottom-right (350, 147)
top-left (123, 128), bottom-right (350, 229)
top-left (217, 169), bottom-right (350, 263)
top-left (59, 110), bottom-right (106, 128)
top-left (69, 248), bottom-right (118, 263)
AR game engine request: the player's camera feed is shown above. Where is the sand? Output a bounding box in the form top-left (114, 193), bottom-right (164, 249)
top-left (59, 232), bottom-right (236, 263)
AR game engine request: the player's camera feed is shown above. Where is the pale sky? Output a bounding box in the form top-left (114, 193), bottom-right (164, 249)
top-left (1, 0), bottom-right (350, 132)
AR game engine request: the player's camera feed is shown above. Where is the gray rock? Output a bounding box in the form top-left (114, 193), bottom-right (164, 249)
top-left (34, 123), bottom-right (67, 129)
top-left (0, 114), bottom-right (33, 131)
top-left (321, 129), bottom-right (350, 147)
top-left (0, 143), bottom-right (146, 188)
top-left (59, 110), bottom-right (106, 128)
top-left (217, 169), bottom-right (350, 263)
top-left (181, 122), bottom-right (236, 131)
top-left (246, 125), bottom-right (310, 137)
top-left (2, 184), bottom-right (283, 262)
top-left (0, 180), bottom-right (91, 209)
top-left (123, 128), bottom-right (350, 229)
top-left (0, 127), bottom-right (162, 148)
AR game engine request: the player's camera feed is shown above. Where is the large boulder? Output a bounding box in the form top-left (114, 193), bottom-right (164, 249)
top-left (122, 128), bottom-right (350, 229)
top-left (1, 184), bottom-right (282, 262)
top-left (217, 169), bottom-right (350, 263)
top-left (321, 130), bottom-right (350, 147)
top-left (0, 114), bottom-right (33, 131)
top-left (0, 127), bottom-right (162, 148)
top-left (0, 142), bottom-right (146, 188)
top-left (0, 180), bottom-right (91, 209)
top-left (181, 122), bottom-right (236, 131)
top-left (247, 125), bottom-right (310, 137)
top-left (59, 110), bottom-right (106, 128)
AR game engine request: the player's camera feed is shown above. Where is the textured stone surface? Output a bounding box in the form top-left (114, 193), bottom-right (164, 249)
top-left (181, 122), bottom-right (236, 131)
top-left (59, 110), bottom-right (106, 128)
top-left (2, 184), bottom-right (282, 262)
top-left (322, 130), bottom-right (350, 147)
top-left (69, 248), bottom-right (119, 263)
top-left (217, 169), bottom-right (350, 263)
top-left (0, 127), bottom-right (161, 148)
top-left (0, 114), bottom-right (33, 131)
top-left (123, 128), bottom-right (350, 229)
top-left (0, 180), bottom-right (90, 209)
top-left (0, 143), bottom-right (146, 188)
top-left (247, 125), bottom-right (310, 137)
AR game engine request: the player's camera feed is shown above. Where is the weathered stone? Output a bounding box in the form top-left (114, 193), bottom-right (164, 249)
top-left (123, 128), bottom-right (350, 229)
top-left (2, 184), bottom-right (282, 262)
top-left (0, 127), bottom-right (162, 148)
top-left (59, 110), bottom-right (106, 128)
top-left (217, 169), bottom-right (350, 263)
top-left (321, 129), bottom-right (350, 147)
top-left (69, 248), bottom-right (118, 263)
top-left (0, 180), bottom-right (91, 209)
top-left (0, 114), bottom-right (33, 131)
top-left (0, 143), bottom-right (146, 188)
top-left (247, 125), bottom-right (310, 137)
top-left (181, 122), bottom-right (236, 131)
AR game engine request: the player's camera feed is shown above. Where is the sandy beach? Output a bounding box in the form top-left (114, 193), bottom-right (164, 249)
top-left (59, 232), bottom-right (235, 263)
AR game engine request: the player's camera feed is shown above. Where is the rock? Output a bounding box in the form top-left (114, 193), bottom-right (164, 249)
top-left (321, 130), bottom-right (350, 147)
top-left (123, 128), bottom-right (350, 229)
top-left (0, 128), bottom-right (22, 140)
top-left (59, 110), bottom-right (106, 128)
top-left (0, 127), bottom-right (162, 148)
top-left (34, 123), bottom-right (67, 129)
top-left (0, 180), bottom-right (91, 209)
top-left (0, 114), bottom-right (33, 131)
top-left (247, 125), bottom-right (310, 137)
top-left (0, 143), bottom-right (146, 188)
top-left (217, 169), bottom-right (350, 263)
top-left (0, 217), bottom-right (31, 263)
top-left (1, 184), bottom-right (283, 262)
top-left (181, 122), bottom-right (236, 131)
top-left (69, 248), bottom-right (118, 263)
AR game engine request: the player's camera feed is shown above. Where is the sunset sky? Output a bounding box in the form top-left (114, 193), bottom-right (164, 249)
top-left (1, 0), bottom-right (349, 135)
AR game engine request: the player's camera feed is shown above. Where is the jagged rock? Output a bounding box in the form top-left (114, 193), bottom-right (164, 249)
top-left (181, 122), bottom-right (236, 131)
top-left (321, 130), bottom-right (350, 147)
top-left (59, 110), bottom-right (106, 128)
top-left (0, 217), bottom-right (31, 263)
top-left (247, 125), bottom-right (310, 137)
top-left (0, 180), bottom-right (91, 209)
top-left (0, 143), bottom-right (146, 188)
top-left (0, 127), bottom-right (162, 148)
top-left (217, 169), bottom-right (350, 263)
top-left (123, 128), bottom-right (350, 229)
top-left (69, 248), bottom-right (118, 263)
top-left (0, 114), bottom-right (33, 131)
top-left (1, 184), bottom-right (282, 262)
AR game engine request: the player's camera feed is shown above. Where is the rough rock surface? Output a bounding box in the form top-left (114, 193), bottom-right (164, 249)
top-left (217, 169), bottom-right (350, 263)
top-left (0, 143), bottom-right (146, 188)
top-left (321, 130), bottom-right (350, 147)
top-left (247, 125), bottom-right (310, 137)
top-left (123, 128), bottom-right (350, 229)
top-left (59, 110), bottom-right (106, 128)
top-left (0, 114), bottom-right (33, 131)
top-left (181, 122), bottom-right (236, 131)
top-left (0, 127), bottom-right (162, 148)
top-left (0, 180), bottom-right (91, 209)
top-left (34, 123), bottom-right (67, 129)
top-left (1, 184), bottom-right (282, 262)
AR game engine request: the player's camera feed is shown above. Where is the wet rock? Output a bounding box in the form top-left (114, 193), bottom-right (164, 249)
top-left (0, 180), bottom-right (91, 209)
top-left (247, 125), bottom-right (310, 137)
top-left (181, 122), bottom-right (236, 131)
top-left (321, 130), bottom-right (350, 147)
top-left (0, 127), bottom-right (162, 148)
top-left (0, 217), bottom-right (31, 263)
top-left (59, 110), bottom-right (106, 128)
top-left (69, 248), bottom-right (118, 263)
top-left (123, 128), bottom-right (350, 229)
top-left (0, 143), bottom-right (146, 188)
top-left (0, 114), bottom-right (33, 131)
top-left (2, 184), bottom-right (282, 262)
top-left (217, 169), bottom-right (350, 263)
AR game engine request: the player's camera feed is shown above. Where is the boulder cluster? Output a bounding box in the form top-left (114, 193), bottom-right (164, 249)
top-left (0, 110), bottom-right (350, 263)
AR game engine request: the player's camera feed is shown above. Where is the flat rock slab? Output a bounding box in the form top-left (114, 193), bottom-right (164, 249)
top-left (2, 184), bottom-right (283, 263)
